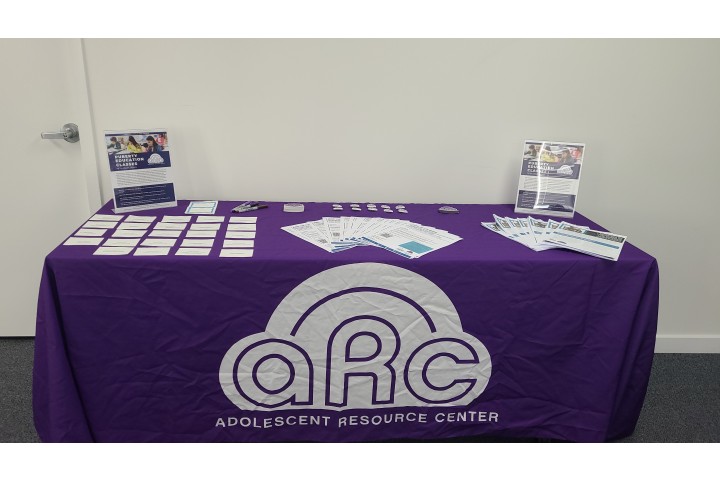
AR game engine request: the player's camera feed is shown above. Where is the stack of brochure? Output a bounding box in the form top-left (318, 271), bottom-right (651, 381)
top-left (482, 215), bottom-right (627, 261)
top-left (282, 217), bottom-right (462, 259)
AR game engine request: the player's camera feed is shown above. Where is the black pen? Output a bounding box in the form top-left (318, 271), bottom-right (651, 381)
top-left (233, 204), bottom-right (268, 213)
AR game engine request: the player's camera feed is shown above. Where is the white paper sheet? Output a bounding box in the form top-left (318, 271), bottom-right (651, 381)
top-left (112, 230), bottom-right (146, 238)
top-left (227, 224), bottom-right (256, 231)
top-left (541, 222), bottom-right (627, 261)
top-left (141, 238), bottom-right (177, 247)
top-left (75, 228), bottom-right (107, 237)
top-left (126, 215), bottom-right (157, 223)
top-left (90, 214), bottom-right (125, 222)
top-left (184, 230), bottom-right (217, 238)
top-left (103, 238), bottom-right (141, 247)
top-left (162, 216), bottom-right (191, 223)
top-left (83, 221), bottom-right (118, 229)
top-left (223, 239), bottom-right (254, 248)
top-left (282, 223), bottom-right (334, 253)
top-left (134, 247), bottom-right (171, 256)
top-left (189, 223), bottom-right (221, 231)
top-left (93, 246), bottom-right (133, 255)
top-left (117, 222), bottom-right (152, 230)
top-left (176, 247), bottom-right (211, 256)
top-left (363, 223), bottom-right (461, 258)
top-left (195, 216), bottom-right (225, 223)
top-left (181, 239), bottom-right (214, 248)
top-left (154, 223), bottom-right (187, 230)
top-left (224, 231), bottom-right (256, 239)
top-left (220, 249), bottom-right (254, 257)
top-left (64, 237), bottom-right (103, 246)
top-left (148, 229), bottom-right (182, 238)
top-left (229, 217), bottom-right (257, 223)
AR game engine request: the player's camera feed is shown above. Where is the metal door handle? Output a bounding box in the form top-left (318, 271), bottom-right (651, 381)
top-left (41, 123), bottom-right (79, 143)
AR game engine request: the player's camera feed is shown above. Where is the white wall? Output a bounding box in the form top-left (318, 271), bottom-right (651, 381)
top-left (82, 39), bottom-right (720, 352)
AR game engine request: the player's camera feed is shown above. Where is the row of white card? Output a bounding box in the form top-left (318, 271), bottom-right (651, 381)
top-left (75, 225), bottom-right (256, 238)
top-left (87, 246), bottom-right (253, 257)
top-left (482, 215), bottom-right (627, 261)
top-left (88, 213), bottom-right (258, 224)
top-left (282, 217), bottom-right (462, 259)
top-left (64, 237), bottom-right (254, 248)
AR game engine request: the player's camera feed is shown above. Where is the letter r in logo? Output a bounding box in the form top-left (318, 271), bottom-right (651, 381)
top-left (325, 316), bottom-right (401, 407)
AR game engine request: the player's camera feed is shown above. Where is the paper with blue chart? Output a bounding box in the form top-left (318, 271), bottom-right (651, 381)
top-left (282, 217), bottom-right (462, 258)
top-left (105, 129), bottom-right (176, 213)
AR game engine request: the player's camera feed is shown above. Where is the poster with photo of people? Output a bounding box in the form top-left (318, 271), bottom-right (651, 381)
top-left (515, 140), bottom-right (585, 218)
top-left (105, 129), bottom-right (176, 213)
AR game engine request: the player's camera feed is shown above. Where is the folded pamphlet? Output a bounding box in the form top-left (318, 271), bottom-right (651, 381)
top-left (484, 215), bottom-right (626, 261)
top-left (282, 217), bottom-right (462, 258)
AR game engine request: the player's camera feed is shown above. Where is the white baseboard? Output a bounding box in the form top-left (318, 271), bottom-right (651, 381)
top-left (655, 335), bottom-right (720, 353)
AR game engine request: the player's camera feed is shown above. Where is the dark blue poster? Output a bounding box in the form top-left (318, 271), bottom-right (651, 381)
top-left (105, 130), bottom-right (177, 213)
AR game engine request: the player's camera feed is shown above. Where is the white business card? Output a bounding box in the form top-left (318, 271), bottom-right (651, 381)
top-left (220, 248), bottom-right (254, 258)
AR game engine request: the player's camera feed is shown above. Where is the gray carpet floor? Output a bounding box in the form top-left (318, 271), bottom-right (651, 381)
top-left (1, 338), bottom-right (718, 442)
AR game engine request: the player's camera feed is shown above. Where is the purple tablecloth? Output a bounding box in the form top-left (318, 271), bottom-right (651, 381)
top-left (33, 201), bottom-right (659, 442)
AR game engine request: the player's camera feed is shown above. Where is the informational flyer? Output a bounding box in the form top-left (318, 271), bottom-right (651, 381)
top-left (514, 140), bottom-right (585, 218)
top-left (105, 129), bottom-right (177, 213)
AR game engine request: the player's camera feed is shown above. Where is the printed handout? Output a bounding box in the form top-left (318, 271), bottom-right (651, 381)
top-left (282, 217), bottom-right (462, 258)
top-left (485, 215), bottom-right (626, 261)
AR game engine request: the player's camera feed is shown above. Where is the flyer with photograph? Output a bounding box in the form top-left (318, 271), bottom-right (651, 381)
top-left (105, 129), bottom-right (177, 213)
top-left (514, 140), bottom-right (585, 218)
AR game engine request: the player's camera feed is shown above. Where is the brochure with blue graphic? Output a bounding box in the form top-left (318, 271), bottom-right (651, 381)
top-left (515, 140), bottom-right (585, 218)
top-left (105, 129), bottom-right (177, 213)
top-left (282, 217), bottom-right (462, 258)
top-left (484, 215), bottom-right (626, 261)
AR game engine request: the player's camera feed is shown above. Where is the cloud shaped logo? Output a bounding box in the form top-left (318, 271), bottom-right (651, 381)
top-left (220, 263), bottom-right (491, 411)
top-left (147, 153), bottom-right (164, 165)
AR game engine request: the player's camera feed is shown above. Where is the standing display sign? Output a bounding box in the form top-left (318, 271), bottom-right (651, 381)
top-left (514, 140), bottom-right (585, 218)
top-left (105, 129), bottom-right (176, 213)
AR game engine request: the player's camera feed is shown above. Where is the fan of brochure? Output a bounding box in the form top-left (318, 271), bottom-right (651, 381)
top-left (282, 217), bottom-right (462, 259)
top-left (483, 215), bottom-right (627, 261)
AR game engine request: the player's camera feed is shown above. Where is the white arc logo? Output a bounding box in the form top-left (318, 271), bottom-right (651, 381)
top-left (220, 263), bottom-right (492, 411)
